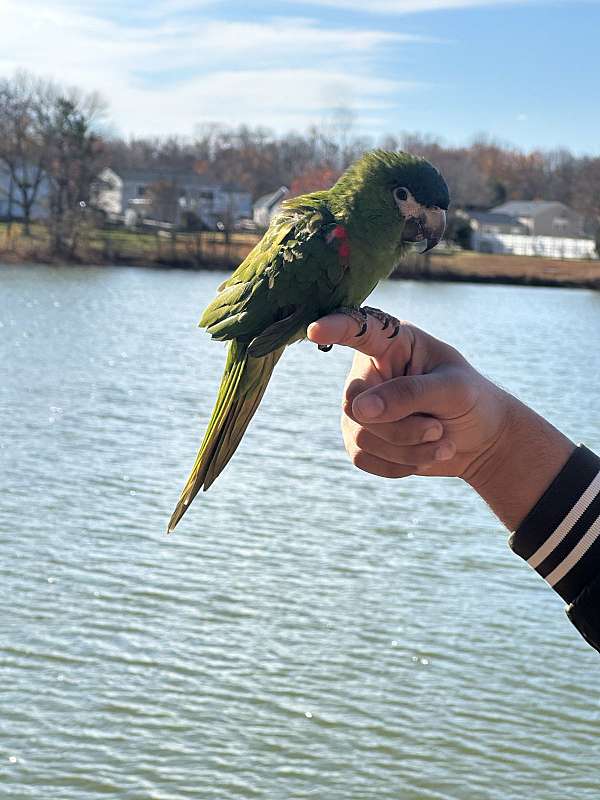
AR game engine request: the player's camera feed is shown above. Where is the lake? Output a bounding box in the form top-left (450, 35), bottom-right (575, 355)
top-left (1, 264), bottom-right (600, 800)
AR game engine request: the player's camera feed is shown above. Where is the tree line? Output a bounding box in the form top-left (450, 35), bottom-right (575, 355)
top-left (0, 71), bottom-right (105, 255)
top-left (1, 71), bottom-right (599, 252)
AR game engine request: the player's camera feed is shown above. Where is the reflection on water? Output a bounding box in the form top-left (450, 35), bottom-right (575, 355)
top-left (1, 265), bottom-right (600, 799)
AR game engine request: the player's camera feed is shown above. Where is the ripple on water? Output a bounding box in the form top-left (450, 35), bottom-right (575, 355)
top-left (1, 267), bottom-right (600, 800)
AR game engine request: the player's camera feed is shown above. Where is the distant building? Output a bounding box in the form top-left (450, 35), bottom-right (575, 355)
top-left (253, 186), bottom-right (289, 229)
top-left (466, 211), bottom-right (528, 237)
top-left (490, 200), bottom-right (584, 238)
top-left (459, 202), bottom-right (597, 260)
top-left (93, 168), bottom-right (252, 229)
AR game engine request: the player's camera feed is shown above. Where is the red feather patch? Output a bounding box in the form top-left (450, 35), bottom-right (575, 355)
top-left (327, 224), bottom-right (351, 266)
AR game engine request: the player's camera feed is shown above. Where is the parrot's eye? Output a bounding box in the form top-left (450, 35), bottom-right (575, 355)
top-left (394, 187), bottom-right (409, 202)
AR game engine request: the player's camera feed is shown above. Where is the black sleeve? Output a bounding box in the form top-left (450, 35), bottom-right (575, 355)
top-left (508, 445), bottom-right (600, 653)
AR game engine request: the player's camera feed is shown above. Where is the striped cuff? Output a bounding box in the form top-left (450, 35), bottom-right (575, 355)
top-left (509, 445), bottom-right (600, 603)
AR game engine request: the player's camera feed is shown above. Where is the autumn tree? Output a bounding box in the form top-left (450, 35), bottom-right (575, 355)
top-left (104, 122), bottom-right (600, 233)
top-left (289, 165), bottom-right (340, 197)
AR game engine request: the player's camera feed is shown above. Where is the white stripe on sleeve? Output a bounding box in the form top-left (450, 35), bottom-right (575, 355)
top-left (546, 513), bottom-right (600, 587)
top-left (527, 470), bottom-right (600, 569)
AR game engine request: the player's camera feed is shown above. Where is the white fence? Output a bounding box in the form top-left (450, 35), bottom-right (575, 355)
top-left (472, 231), bottom-right (598, 260)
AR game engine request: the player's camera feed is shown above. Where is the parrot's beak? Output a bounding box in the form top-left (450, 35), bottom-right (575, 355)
top-left (421, 208), bottom-right (446, 253)
top-left (397, 190), bottom-right (446, 253)
top-left (402, 208), bottom-right (446, 253)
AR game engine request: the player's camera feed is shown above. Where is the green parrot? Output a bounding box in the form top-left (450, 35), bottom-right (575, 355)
top-left (168, 149), bottom-right (449, 531)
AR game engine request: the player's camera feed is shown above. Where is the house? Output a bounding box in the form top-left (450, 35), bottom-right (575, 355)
top-left (93, 167), bottom-right (252, 229)
top-left (465, 210), bottom-right (528, 237)
top-left (490, 201), bottom-right (584, 237)
top-left (253, 186), bottom-right (289, 229)
top-left (460, 201), bottom-right (597, 260)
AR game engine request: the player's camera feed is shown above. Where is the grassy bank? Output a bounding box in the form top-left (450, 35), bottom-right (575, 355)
top-left (2, 222), bottom-right (599, 288)
top-left (400, 249), bottom-right (600, 289)
top-left (0, 222), bottom-right (257, 270)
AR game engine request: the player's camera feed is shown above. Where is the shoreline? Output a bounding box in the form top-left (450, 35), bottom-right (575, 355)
top-left (1, 229), bottom-right (599, 290)
top-left (392, 248), bottom-right (600, 290)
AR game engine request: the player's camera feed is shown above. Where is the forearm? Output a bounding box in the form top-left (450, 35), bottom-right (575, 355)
top-left (464, 392), bottom-right (576, 531)
top-left (465, 392), bottom-right (600, 652)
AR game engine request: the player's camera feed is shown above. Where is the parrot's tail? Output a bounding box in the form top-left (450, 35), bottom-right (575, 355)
top-left (168, 340), bottom-right (284, 532)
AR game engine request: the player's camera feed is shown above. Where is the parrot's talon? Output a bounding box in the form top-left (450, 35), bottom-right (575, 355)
top-left (363, 306), bottom-right (400, 338)
top-left (318, 344), bottom-right (333, 352)
top-left (329, 305), bottom-right (369, 337)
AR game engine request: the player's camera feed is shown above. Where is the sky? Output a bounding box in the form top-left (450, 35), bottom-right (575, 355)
top-left (0, 0), bottom-right (598, 153)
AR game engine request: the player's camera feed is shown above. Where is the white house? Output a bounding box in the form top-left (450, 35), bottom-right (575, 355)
top-left (491, 200), bottom-right (585, 237)
top-left (253, 186), bottom-right (289, 229)
top-left (92, 167), bottom-right (252, 229)
top-left (471, 231), bottom-right (597, 259)
top-left (462, 201), bottom-right (597, 260)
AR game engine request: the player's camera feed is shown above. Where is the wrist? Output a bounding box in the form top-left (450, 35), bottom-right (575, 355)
top-left (464, 392), bottom-right (575, 530)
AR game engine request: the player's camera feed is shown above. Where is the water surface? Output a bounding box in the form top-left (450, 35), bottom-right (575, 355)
top-left (1, 265), bottom-right (600, 799)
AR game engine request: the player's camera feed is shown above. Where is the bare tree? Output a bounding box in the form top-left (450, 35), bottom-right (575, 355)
top-left (147, 179), bottom-right (180, 224)
top-left (104, 122), bottom-right (600, 232)
top-left (45, 89), bottom-right (107, 255)
top-left (0, 71), bottom-right (54, 235)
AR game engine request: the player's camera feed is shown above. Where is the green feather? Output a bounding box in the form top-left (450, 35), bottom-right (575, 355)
top-left (168, 149), bottom-right (449, 531)
top-left (168, 341), bottom-right (284, 532)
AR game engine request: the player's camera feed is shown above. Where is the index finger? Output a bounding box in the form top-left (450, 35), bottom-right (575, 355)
top-left (307, 312), bottom-right (414, 361)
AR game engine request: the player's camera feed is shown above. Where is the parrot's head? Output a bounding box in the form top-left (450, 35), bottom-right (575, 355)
top-left (333, 149), bottom-right (450, 253)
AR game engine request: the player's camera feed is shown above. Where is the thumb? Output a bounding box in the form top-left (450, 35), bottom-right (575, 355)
top-left (352, 371), bottom-right (451, 423)
top-left (307, 312), bottom-right (413, 362)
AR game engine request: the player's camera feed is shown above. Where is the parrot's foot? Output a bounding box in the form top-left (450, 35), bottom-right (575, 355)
top-left (316, 306), bottom-right (399, 352)
top-left (362, 306), bottom-right (401, 339)
top-left (331, 306), bottom-right (369, 337)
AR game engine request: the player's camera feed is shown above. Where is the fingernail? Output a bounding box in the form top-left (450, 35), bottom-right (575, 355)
top-left (354, 393), bottom-right (384, 420)
top-left (435, 443), bottom-right (454, 461)
top-left (422, 426), bottom-right (442, 443)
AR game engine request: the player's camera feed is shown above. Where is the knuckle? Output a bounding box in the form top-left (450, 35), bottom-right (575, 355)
top-left (351, 449), bottom-right (366, 468)
top-left (403, 377), bottom-right (423, 403)
top-left (377, 378), bottom-right (414, 416)
top-left (416, 444), bottom-right (438, 465)
top-left (377, 379), bottom-right (402, 411)
top-left (388, 422), bottom-right (411, 445)
top-left (354, 427), bottom-right (370, 451)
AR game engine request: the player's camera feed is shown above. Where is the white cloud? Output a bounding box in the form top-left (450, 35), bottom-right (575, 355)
top-left (112, 69), bottom-right (419, 135)
top-left (295, 0), bottom-right (543, 12)
top-left (0, 0), bottom-right (431, 136)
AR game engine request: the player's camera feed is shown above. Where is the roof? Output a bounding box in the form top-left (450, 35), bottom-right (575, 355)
top-left (254, 186), bottom-right (289, 210)
top-left (491, 200), bottom-right (568, 217)
top-left (112, 168), bottom-right (247, 194)
top-left (468, 211), bottom-right (526, 227)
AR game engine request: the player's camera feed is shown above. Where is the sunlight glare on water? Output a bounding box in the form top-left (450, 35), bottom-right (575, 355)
top-left (1, 264), bottom-right (600, 799)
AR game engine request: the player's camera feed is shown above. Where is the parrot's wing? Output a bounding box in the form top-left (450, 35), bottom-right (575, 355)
top-left (199, 196), bottom-right (345, 354)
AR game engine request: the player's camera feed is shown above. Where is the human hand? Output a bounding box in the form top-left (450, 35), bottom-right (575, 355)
top-left (307, 312), bottom-right (512, 482)
top-left (308, 311), bottom-right (575, 529)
